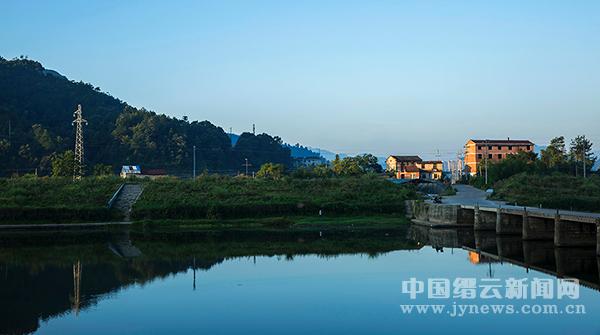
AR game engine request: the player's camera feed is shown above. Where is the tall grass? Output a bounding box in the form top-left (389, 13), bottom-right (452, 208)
top-left (0, 176), bottom-right (122, 222)
top-left (132, 175), bottom-right (416, 220)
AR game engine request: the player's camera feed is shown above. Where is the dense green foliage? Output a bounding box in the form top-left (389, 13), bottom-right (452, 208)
top-left (493, 173), bottom-right (600, 212)
top-left (132, 175), bottom-right (416, 220)
top-left (0, 57), bottom-right (291, 176)
top-left (256, 163), bottom-right (286, 179)
top-left (469, 151), bottom-right (540, 188)
top-left (0, 176), bottom-right (122, 222)
top-left (331, 154), bottom-right (383, 175)
top-left (470, 135), bottom-right (597, 188)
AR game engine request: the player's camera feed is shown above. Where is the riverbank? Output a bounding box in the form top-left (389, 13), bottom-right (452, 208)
top-left (491, 173), bottom-right (600, 212)
top-left (0, 176), bottom-right (122, 223)
top-left (131, 175), bottom-right (415, 220)
top-left (133, 215), bottom-right (411, 231)
top-left (0, 175), bottom-right (416, 225)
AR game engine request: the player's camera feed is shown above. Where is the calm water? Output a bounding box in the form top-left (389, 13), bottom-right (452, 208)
top-left (1, 226), bottom-right (599, 335)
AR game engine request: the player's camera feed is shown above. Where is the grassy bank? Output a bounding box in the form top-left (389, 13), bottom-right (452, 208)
top-left (133, 215), bottom-right (410, 231)
top-left (492, 173), bottom-right (600, 212)
top-left (132, 175), bottom-right (416, 220)
top-left (0, 176), bottom-right (122, 223)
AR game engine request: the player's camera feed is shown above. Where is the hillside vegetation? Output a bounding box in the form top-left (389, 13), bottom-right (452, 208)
top-left (132, 175), bottom-right (415, 220)
top-left (0, 57), bottom-right (291, 177)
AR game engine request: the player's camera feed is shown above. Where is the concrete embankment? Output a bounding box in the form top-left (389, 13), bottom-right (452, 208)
top-left (405, 200), bottom-right (474, 228)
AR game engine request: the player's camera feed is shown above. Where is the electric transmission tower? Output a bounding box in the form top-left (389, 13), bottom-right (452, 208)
top-left (72, 104), bottom-right (87, 180)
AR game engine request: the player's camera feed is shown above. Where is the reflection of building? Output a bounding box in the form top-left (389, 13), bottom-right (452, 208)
top-left (464, 139), bottom-right (534, 176)
top-left (293, 156), bottom-right (328, 168)
top-left (467, 251), bottom-right (498, 265)
top-left (386, 155), bottom-right (443, 180)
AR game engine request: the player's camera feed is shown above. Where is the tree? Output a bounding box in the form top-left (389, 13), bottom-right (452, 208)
top-left (51, 150), bottom-right (75, 177)
top-left (569, 135), bottom-right (596, 178)
top-left (233, 133), bottom-right (292, 169)
top-left (93, 164), bottom-right (114, 176)
top-left (313, 164), bottom-right (333, 178)
top-left (32, 124), bottom-right (61, 151)
top-left (541, 136), bottom-right (566, 169)
top-left (256, 163), bottom-right (285, 179)
top-left (356, 154), bottom-right (383, 173)
top-left (331, 154), bottom-right (382, 176)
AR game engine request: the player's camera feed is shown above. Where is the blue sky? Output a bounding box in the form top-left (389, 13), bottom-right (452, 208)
top-left (2, 0), bottom-right (599, 159)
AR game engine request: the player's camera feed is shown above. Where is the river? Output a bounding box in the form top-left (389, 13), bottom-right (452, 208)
top-left (0, 225), bottom-right (599, 334)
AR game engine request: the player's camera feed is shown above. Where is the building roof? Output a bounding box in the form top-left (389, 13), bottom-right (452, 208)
top-left (468, 139), bottom-right (533, 145)
top-left (121, 165), bottom-right (141, 174)
top-left (389, 155), bottom-right (422, 162)
top-left (421, 160), bottom-right (443, 164)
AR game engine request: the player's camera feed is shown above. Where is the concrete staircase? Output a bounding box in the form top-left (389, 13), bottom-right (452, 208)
top-left (112, 184), bottom-right (143, 221)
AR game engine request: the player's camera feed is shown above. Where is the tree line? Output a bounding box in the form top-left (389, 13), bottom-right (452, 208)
top-left (254, 154), bottom-right (383, 179)
top-left (470, 135), bottom-right (597, 187)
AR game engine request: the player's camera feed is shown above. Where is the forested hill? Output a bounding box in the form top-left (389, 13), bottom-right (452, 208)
top-left (0, 57), bottom-right (291, 176)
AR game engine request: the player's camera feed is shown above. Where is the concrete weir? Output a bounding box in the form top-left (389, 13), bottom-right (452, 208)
top-left (406, 201), bottom-right (473, 228)
top-left (495, 207), bottom-right (522, 235)
top-left (409, 201), bottom-right (600, 250)
top-left (554, 213), bottom-right (597, 247)
top-left (473, 205), bottom-right (496, 231)
top-left (522, 209), bottom-right (554, 240)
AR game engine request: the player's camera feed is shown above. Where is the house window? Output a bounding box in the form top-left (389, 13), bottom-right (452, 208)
top-left (477, 146), bottom-right (482, 150)
top-left (477, 154), bottom-right (482, 159)
top-left (526, 145), bottom-right (531, 150)
top-left (497, 154), bottom-right (502, 159)
top-left (488, 145), bottom-right (492, 150)
top-left (488, 154), bottom-right (493, 159)
top-left (508, 146), bottom-right (513, 150)
top-left (497, 146), bottom-right (502, 150)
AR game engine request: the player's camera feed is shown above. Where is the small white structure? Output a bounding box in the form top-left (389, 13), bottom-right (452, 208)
top-left (293, 156), bottom-right (328, 168)
top-left (120, 165), bottom-right (141, 178)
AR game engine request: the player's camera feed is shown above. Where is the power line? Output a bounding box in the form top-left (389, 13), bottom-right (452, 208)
top-left (192, 145), bottom-right (196, 179)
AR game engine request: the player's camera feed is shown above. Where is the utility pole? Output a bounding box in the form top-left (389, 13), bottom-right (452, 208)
top-left (72, 104), bottom-right (87, 180)
top-left (252, 124), bottom-right (255, 135)
top-left (243, 158), bottom-right (252, 176)
top-left (484, 141), bottom-right (488, 185)
top-left (583, 152), bottom-right (587, 178)
top-left (193, 145), bottom-right (196, 179)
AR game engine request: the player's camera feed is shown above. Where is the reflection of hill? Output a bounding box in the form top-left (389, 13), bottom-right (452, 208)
top-left (0, 228), bottom-right (417, 335)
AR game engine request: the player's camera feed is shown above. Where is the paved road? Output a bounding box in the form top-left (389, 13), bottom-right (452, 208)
top-left (442, 184), bottom-right (503, 207)
top-left (443, 184), bottom-right (600, 220)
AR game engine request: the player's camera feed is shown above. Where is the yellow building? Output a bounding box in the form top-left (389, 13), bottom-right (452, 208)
top-left (386, 155), bottom-right (443, 180)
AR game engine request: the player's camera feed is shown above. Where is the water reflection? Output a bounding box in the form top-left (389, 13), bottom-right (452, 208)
top-left (0, 226), bottom-right (599, 334)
